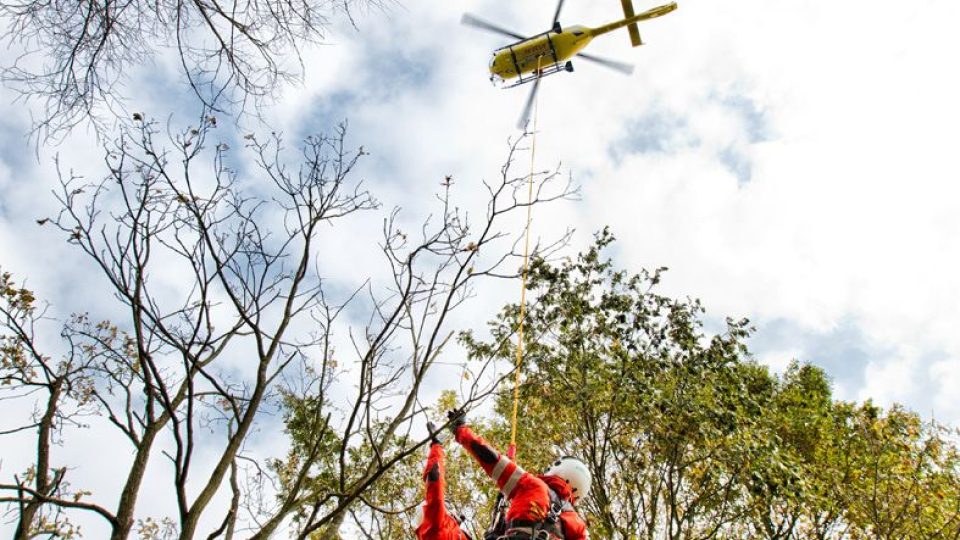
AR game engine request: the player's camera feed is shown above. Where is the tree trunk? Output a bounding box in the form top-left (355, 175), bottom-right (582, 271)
top-left (15, 378), bottom-right (63, 540)
top-left (111, 425), bottom-right (162, 540)
top-left (312, 508), bottom-right (347, 540)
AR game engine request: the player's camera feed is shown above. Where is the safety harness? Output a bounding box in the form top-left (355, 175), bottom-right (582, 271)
top-left (493, 486), bottom-right (574, 540)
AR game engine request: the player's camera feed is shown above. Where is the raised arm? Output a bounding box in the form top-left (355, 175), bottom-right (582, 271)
top-left (421, 442), bottom-right (447, 527)
top-left (453, 424), bottom-right (529, 499)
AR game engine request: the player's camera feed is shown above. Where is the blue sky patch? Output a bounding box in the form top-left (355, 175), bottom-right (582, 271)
top-left (609, 108), bottom-right (690, 162)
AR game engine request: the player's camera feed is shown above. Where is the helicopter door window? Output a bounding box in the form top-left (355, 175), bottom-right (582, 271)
top-left (572, 31), bottom-right (584, 36)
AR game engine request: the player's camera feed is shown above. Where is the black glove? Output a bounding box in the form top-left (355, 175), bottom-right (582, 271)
top-left (447, 408), bottom-right (466, 434)
top-left (426, 421), bottom-right (442, 445)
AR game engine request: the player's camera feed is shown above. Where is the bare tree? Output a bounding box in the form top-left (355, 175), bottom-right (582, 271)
top-left (241, 127), bottom-right (573, 540)
top-left (0, 0), bottom-right (390, 141)
top-left (0, 114), bottom-right (573, 539)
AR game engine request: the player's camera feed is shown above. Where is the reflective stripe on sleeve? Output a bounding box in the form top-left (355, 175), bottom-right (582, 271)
top-left (491, 455), bottom-right (510, 483)
top-left (501, 467), bottom-right (525, 498)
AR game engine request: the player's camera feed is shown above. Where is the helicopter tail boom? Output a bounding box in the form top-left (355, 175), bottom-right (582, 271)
top-left (589, 2), bottom-right (677, 39)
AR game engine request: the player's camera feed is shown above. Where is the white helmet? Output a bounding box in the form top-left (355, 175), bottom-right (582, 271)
top-left (544, 456), bottom-right (592, 499)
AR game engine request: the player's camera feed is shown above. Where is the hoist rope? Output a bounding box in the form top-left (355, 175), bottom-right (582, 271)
top-left (507, 56), bottom-right (544, 459)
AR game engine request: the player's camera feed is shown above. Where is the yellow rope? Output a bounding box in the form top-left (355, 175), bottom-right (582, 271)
top-left (509, 57), bottom-right (543, 455)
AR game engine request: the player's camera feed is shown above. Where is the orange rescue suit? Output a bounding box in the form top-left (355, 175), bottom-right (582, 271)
top-left (416, 443), bottom-right (470, 540)
top-left (454, 426), bottom-right (588, 540)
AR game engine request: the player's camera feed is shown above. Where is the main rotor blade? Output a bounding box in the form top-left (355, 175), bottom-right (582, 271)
top-left (518, 77), bottom-right (542, 131)
top-left (461, 13), bottom-right (526, 40)
top-left (552, 0), bottom-right (567, 26)
top-left (575, 53), bottom-right (635, 75)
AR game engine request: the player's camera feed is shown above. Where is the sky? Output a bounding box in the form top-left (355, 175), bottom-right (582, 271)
top-left (2, 0), bottom-right (960, 536)
top-left (268, 0), bottom-right (960, 421)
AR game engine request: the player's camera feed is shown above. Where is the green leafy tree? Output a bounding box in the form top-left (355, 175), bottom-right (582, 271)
top-left (835, 403), bottom-right (960, 539)
top-left (462, 229), bottom-right (758, 539)
top-left (457, 231), bottom-right (960, 540)
top-left (738, 362), bottom-right (834, 539)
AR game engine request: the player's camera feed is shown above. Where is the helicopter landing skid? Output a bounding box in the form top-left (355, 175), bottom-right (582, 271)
top-left (502, 61), bottom-right (574, 88)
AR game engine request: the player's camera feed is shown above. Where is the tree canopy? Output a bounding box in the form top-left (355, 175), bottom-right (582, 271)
top-left (423, 231), bottom-right (960, 540)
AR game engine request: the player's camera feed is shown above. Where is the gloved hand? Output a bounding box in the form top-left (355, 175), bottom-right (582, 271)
top-left (447, 408), bottom-right (466, 434)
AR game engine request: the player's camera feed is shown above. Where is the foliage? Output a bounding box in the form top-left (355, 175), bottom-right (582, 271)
top-left (453, 230), bottom-right (960, 540)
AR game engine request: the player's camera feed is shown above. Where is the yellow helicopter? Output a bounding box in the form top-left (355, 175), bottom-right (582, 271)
top-left (462, 0), bottom-right (678, 127)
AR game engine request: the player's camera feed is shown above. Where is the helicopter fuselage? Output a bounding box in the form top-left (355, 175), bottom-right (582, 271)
top-left (485, 2), bottom-right (677, 84)
top-left (489, 25), bottom-right (593, 82)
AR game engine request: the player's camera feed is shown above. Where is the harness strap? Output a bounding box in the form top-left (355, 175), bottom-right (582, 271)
top-left (501, 527), bottom-right (560, 540)
top-left (503, 487), bottom-right (569, 540)
top-left (507, 520), bottom-right (563, 532)
top-left (546, 486), bottom-right (574, 514)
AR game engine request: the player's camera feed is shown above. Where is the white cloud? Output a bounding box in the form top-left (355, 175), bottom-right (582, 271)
top-left (931, 358), bottom-right (960, 421)
top-left (557, 0), bottom-right (960, 416)
top-left (756, 347), bottom-right (802, 374)
top-left (858, 348), bottom-right (921, 406)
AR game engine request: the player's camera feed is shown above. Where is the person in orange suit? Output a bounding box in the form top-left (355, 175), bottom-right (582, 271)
top-left (448, 410), bottom-right (590, 540)
top-left (415, 423), bottom-right (473, 540)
